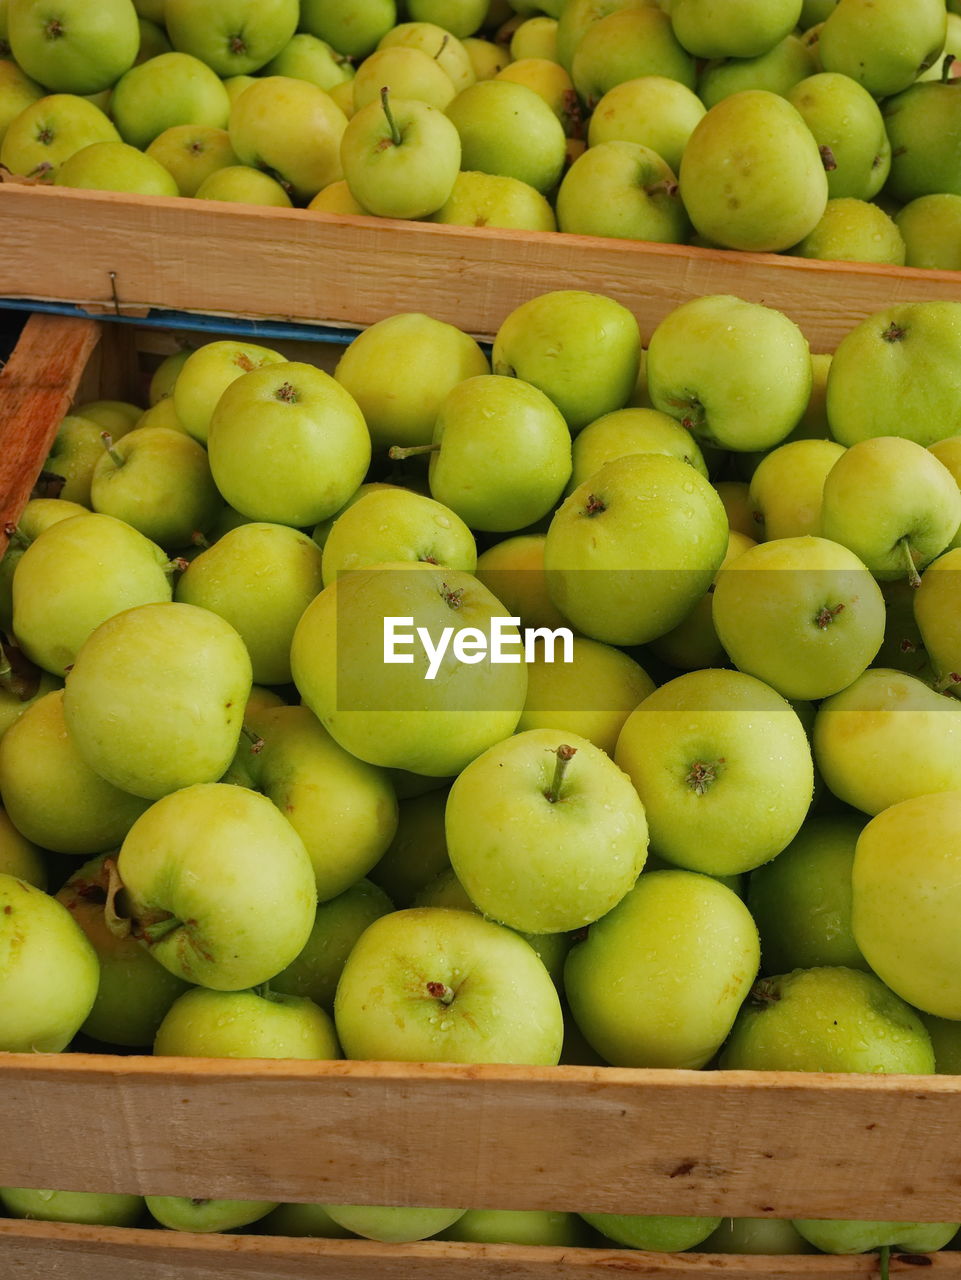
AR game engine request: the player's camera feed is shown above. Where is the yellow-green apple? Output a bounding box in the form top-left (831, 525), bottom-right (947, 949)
top-left (615, 668), bottom-right (814, 875)
top-left (430, 168), bottom-right (557, 230)
top-left (322, 488), bottom-right (477, 585)
top-left (0, 57), bottom-right (42, 147)
top-left (164, 0), bottom-right (297, 75)
top-left (555, 0), bottom-right (649, 73)
top-left (786, 72), bottom-right (891, 200)
top-left (290, 563), bottom-right (527, 776)
top-left (378, 21), bottom-right (476, 93)
top-left (109, 52), bottom-right (230, 149)
top-left (587, 75), bottom-right (705, 174)
top-left (206, 362), bottom-right (371, 527)
top-left (259, 1202), bottom-right (355, 1237)
top-left (928, 439), bottom-right (961, 550)
top-left (54, 138), bottom-right (179, 194)
top-left (565, 869), bottom-right (759, 1066)
top-left (496, 58), bottom-right (578, 135)
top-left (703, 1219), bottom-right (815, 1255)
top-left (368, 787), bottom-right (450, 905)
top-left (308, 178), bottom-right (366, 213)
top-left (0, 496), bottom-right (89, 632)
top-left (175, 522), bottom-right (325, 685)
top-left (645, 294), bottom-right (812, 452)
top-left (720, 965), bottom-right (935, 1073)
top-left (714, 479), bottom-right (756, 538)
top-left (678, 91), bottom-right (828, 251)
top-left (711, 535), bottom-right (886, 699)
top-left (813, 668), bottom-right (961, 815)
top-left (817, 0), bottom-right (945, 97)
top-left (0, 1188), bottom-right (144, 1226)
top-left (697, 34), bottom-right (815, 110)
top-left (0, 92), bottom-right (119, 179)
top-left (320, 1204), bottom-right (466, 1242)
top-left (463, 36), bottom-right (511, 81)
top-left (222, 73), bottom-right (255, 106)
top-left (333, 905), bottom-right (564, 1062)
top-left (670, 0), bottom-right (800, 58)
top-left (300, 0), bottom-right (397, 59)
top-left (7, 0), bottom-right (139, 94)
top-left (407, 0), bottom-right (488, 37)
top-left (262, 33), bottom-right (354, 91)
top-left (113, 781), bottom-right (316, 989)
top-left (819, 436), bottom-right (961, 583)
top-left (146, 1196), bottom-right (278, 1232)
top-left (825, 302), bottom-right (961, 447)
top-left (544, 452), bottom-right (729, 646)
top-left (334, 311), bottom-right (490, 454)
top-left (351, 46), bottom-right (456, 112)
top-left (149, 349), bottom-right (192, 405)
top-left (852, 790), bottom-right (961, 1019)
top-left (172, 339), bottom-right (284, 444)
top-left (474, 533), bottom-right (569, 632)
top-left (11, 512), bottom-right (173, 677)
top-left (194, 163), bottom-right (293, 205)
top-left (135, 398), bottom-right (189, 435)
top-left (748, 438), bottom-right (845, 540)
top-left (792, 1219), bottom-right (959, 1259)
top-left (896, 195), bottom-right (961, 271)
top-left (439, 1209), bottom-right (590, 1246)
top-left (63, 601), bottom-right (252, 800)
top-left (446, 79), bottom-right (566, 194)
top-left (872, 578), bottom-right (933, 681)
top-left (556, 139), bottom-right (689, 242)
top-left (580, 1213), bottom-right (722, 1251)
top-left (921, 1014), bottom-right (961, 1073)
top-left (73, 399), bottom-right (142, 434)
top-left (790, 197), bottom-right (906, 265)
top-left (914, 546), bottom-right (961, 690)
top-left (228, 75), bottom-right (347, 202)
top-left (747, 813), bottom-right (868, 974)
top-left (135, 16), bottom-right (172, 63)
top-left (270, 878), bottom-right (393, 1009)
top-left (885, 74), bottom-right (961, 205)
top-left (311, 482), bottom-right (399, 551)
top-left (0, 872), bottom-right (99, 1051)
top-left (446, 727), bottom-right (648, 932)
top-left (568, 407), bottom-right (707, 495)
top-left (0, 808), bottom-right (46, 887)
top-left (154, 985), bottom-right (340, 1058)
top-left (510, 13), bottom-right (561, 58)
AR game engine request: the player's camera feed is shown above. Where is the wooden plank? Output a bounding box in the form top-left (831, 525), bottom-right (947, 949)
top-left (0, 312), bottom-right (101, 541)
top-left (2, 185), bottom-right (961, 351)
top-left (1, 1055), bottom-right (960, 1222)
top-left (2, 1221), bottom-right (958, 1280)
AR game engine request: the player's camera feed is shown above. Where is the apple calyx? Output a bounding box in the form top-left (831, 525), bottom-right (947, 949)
top-left (228, 33), bottom-right (248, 57)
top-left (814, 602), bottom-right (845, 629)
top-left (440, 581), bottom-right (465, 610)
top-left (379, 87), bottom-right (403, 150)
top-left (426, 981), bottom-right (456, 1005)
top-left (749, 977), bottom-right (781, 1007)
top-left (881, 322), bottom-right (907, 344)
top-left (100, 431), bottom-right (125, 469)
top-left (584, 493), bottom-right (606, 516)
top-left (388, 443), bottom-right (440, 461)
top-left (896, 536), bottom-right (923, 589)
top-left (818, 145), bottom-right (837, 172)
top-left (44, 18), bottom-right (65, 40)
top-left (685, 759), bottom-right (721, 796)
top-left (545, 743), bottom-right (577, 804)
top-left (274, 381), bottom-right (299, 404)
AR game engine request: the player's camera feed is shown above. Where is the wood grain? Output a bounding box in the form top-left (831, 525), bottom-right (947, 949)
top-left (2, 185), bottom-right (961, 350)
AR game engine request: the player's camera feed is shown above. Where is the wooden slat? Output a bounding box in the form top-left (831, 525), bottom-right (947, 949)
top-left (2, 185), bottom-right (961, 351)
top-left (0, 312), bottom-right (101, 541)
top-left (1, 1055), bottom-right (960, 1222)
top-left (2, 1221), bottom-right (958, 1280)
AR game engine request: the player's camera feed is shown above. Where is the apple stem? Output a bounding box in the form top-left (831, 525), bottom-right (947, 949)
top-left (242, 723), bottom-right (265, 754)
top-left (897, 537), bottom-right (922, 588)
top-left (879, 1244), bottom-right (890, 1280)
top-left (434, 34), bottom-right (450, 61)
top-left (545, 744), bottom-right (577, 804)
top-left (103, 857), bottom-right (132, 940)
top-left (3, 521), bottom-right (31, 551)
top-left (426, 981), bottom-right (455, 1005)
top-left (942, 52), bottom-right (956, 82)
top-left (818, 144), bottom-right (837, 172)
top-left (645, 177), bottom-right (679, 198)
top-left (388, 443), bottom-right (440, 461)
top-left (136, 912), bottom-right (182, 945)
top-left (934, 670), bottom-right (961, 694)
top-left (165, 556), bottom-right (190, 576)
top-left (380, 87), bottom-right (403, 148)
top-left (253, 982), bottom-right (272, 999)
top-left (100, 431), bottom-right (125, 468)
top-left (191, 530), bottom-right (211, 551)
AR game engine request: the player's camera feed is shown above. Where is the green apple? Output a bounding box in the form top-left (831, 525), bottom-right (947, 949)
top-left (852, 790), bottom-right (961, 1019)
top-left (475, 534), bottom-right (569, 632)
top-left (464, 36), bottom-right (512, 81)
top-left (679, 90), bottom-right (828, 251)
top-left (322, 488), bottom-right (476, 585)
top-left (544, 452), bottom-right (729, 646)
top-left (720, 965), bottom-right (935, 1073)
top-left (164, 0), bottom-right (297, 75)
top-left (0, 807), bottom-right (46, 887)
top-left (0, 497), bottom-right (88, 633)
top-left (885, 76), bottom-right (961, 205)
top-left (791, 197), bottom-right (906, 265)
top-left (670, 0), bottom-right (801, 58)
top-left (711, 535), bottom-right (886, 700)
top-left (872, 577), bottom-right (934, 681)
top-left (0, 57), bottom-right (42, 148)
top-left (340, 89), bottom-right (461, 218)
top-left (0, 872), bottom-right (99, 1051)
top-left (817, 0), bottom-right (945, 97)
top-left (813, 668), bottom-right (961, 815)
top-left (270, 877), bottom-right (393, 1009)
top-left (747, 813), bottom-right (868, 974)
top-left (615, 668), bottom-right (814, 875)
top-left (896, 194), bottom-right (961, 270)
top-left (430, 168), bottom-right (557, 230)
top-left (228, 75), bottom-right (348, 202)
top-left (492, 290), bottom-right (641, 432)
top-left (222, 73), bottom-right (256, 106)
top-left (555, 139), bottom-right (689, 243)
top-left (407, 0), bottom-right (488, 37)
top-left (154, 984), bottom-right (340, 1058)
top-left (446, 78), bottom-right (566, 194)
top-left (819, 436), bottom-right (961, 583)
top-left (175, 522), bottom-right (325, 685)
top-left (792, 1218), bottom-right (959, 1258)
top-left (194, 163), bottom-right (293, 205)
top-left (259, 1202), bottom-right (355, 1237)
top-left (580, 1212), bottom-right (722, 1251)
top-left (135, 16), bottom-right (172, 63)
top-left (565, 869), bottom-right (759, 1066)
top-left (496, 57), bottom-right (580, 135)
top-left (11, 512), bottom-right (173, 677)
top-left (572, 7), bottom-right (695, 109)
top-left (308, 178), bottom-right (366, 213)
top-left (446, 727), bottom-right (648, 932)
top-left (73, 399), bottom-right (142, 434)
top-left (54, 138), bottom-right (179, 195)
top-left (146, 1195), bottom-right (278, 1232)
top-left (0, 92), bottom-right (119, 180)
top-left (569, 406), bottom-right (708, 492)
top-left (914, 546), bottom-right (961, 689)
top-left (320, 1203), bottom-right (466, 1242)
top-left (921, 1013), bottom-right (961, 1074)
top-left (786, 72), bottom-right (891, 200)
top-left (0, 1187), bottom-right (144, 1226)
top-left (378, 22), bottom-right (476, 94)
top-left (334, 906), bottom-right (564, 1063)
top-left (292, 562), bottom-right (528, 777)
top-left (114, 781), bottom-right (316, 990)
top-left (748, 438), bottom-right (845, 540)
top-left (63, 600), bottom-right (251, 800)
top-left (368, 787), bottom-right (451, 905)
top-left (172, 339), bottom-right (284, 444)
top-left (703, 1218), bottom-right (815, 1254)
top-left (697, 34), bottom-right (816, 110)
top-left (262, 32), bottom-right (354, 91)
top-left (438, 1208), bottom-right (590, 1246)
top-left (144, 124), bottom-right (237, 196)
top-left (587, 74), bottom-right (705, 174)
top-left (224, 702), bottom-right (398, 901)
top-left (8, 0), bottom-right (139, 94)
top-left (351, 46), bottom-right (456, 112)
top-left (110, 51), bottom-right (229, 150)
top-left (510, 13), bottom-right (560, 58)
top-left (300, 0), bottom-right (397, 60)
top-left (555, 0), bottom-right (651, 72)
top-left (334, 311), bottom-right (490, 454)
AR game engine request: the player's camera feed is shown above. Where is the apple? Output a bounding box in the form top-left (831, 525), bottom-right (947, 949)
top-left (786, 72), bottom-right (891, 201)
top-left (367, 787), bottom-right (451, 906)
top-left (747, 438), bottom-right (845, 541)
top-left (496, 57), bottom-right (580, 135)
top-left (290, 562), bottom-right (528, 777)
top-left (299, 0), bottom-right (397, 60)
top-left (259, 1202), bottom-right (355, 1237)
top-left (262, 33), bottom-right (355, 92)
top-left (0, 92), bottom-right (119, 180)
top-left (670, 0), bottom-right (801, 58)
top-left (0, 872), bottom-right (99, 1052)
top-left (510, 14), bottom-right (560, 59)
top-left (572, 7), bottom-right (696, 110)
top-left (319, 1203), bottom-right (466, 1242)
top-left (817, 0), bottom-right (945, 97)
top-left (720, 966), bottom-right (936, 1074)
top-left (438, 1208), bottom-right (590, 1246)
top-left (702, 1218), bottom-right (815, 1255)
top-left (567, 406), bottom-right (708, 494)
top-left (914, 546), bottom-right (961, 689)
top-left (885, 75), bottom-right (961, 206)
top-left (555, 0), bottom-right (648, 72)
top-left (0, 1187), bottom-right (144, 1226)
top-left (334, 312), bottom-right (490, 454)
top-left (377, 22), bottom-right (476, 94)
top-left (164, 0), bottom-right (297, 75)
top-left (0, 57), bottom-right (42, 148)
top-left (556, 140), bottom-right (690, 243)
top-left (921, 1014), bottom-right (961, 1074)
top-left (697, 34), bottom-right (816, 110)
top-left (0, 496), bottom-right (89, 632)
top-left (445, 78), bottom-right (566, 195)
top-left (135, 16), bottom-right (172, 64)
top-left (579, 1212), bottom-right (722, 1251)
top-left (0, 807), bottom-right (46, 887)
top-left (791, 197), bottom-right (906, 265)
top-left (896, 194), bottom-right (961, 271)
top-left (430, 169), bottom-right (558, 231)
top-left (54, 138), bottom-right (180, 195)
top-left (463, 36), bottom-right (512, 81)
top-left (73, 399), bottom-right (142, 435)
top-left (322, 488), bottom-right (477, 585)
top-left (333, 906), bottom-right (564, 1064)
top-left (110, 51), bottom-right (229, 150)
top-left (792, 1218), bottom-right (959, 1259)
top-left (308, 179), bottom-right (367, 214)
top-left (143, 124), bottom-right (237, 197)
top-left (474, 534), bottom-right (569, 632)
top-left (566, 869), bottom-right (758, 1068)
top-left (492, 289), bottom-right (641, 433)
top-left (7, 0), bottom-right (139, 94)
top-left (172, 339), bottom-right (284, 444)
top-left (62, 600), bottom-right (252, 800)
top-left (206, 361), bottom-right (371, 527)
top-left (351, 46), bottom-right (457, 112)
top-left (154, 985), bottom-right (340, 1059)
top-left (146, 1195), bottom-right (278, 1233)
top-left (194, 164), bottom-right (293, 206)
top-left (587, 75), bottom-right (705, 174)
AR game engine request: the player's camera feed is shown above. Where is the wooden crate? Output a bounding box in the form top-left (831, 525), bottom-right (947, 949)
top-left (1, 313), bottom-right (961, 1280)
top-left (2, 183), bottom-right (961, 351)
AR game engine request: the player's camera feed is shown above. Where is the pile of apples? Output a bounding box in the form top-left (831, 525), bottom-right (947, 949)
top-left (3, 284), bottom-right (961, 1262)
top-left (1, 0), bottom-right (960, 267)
